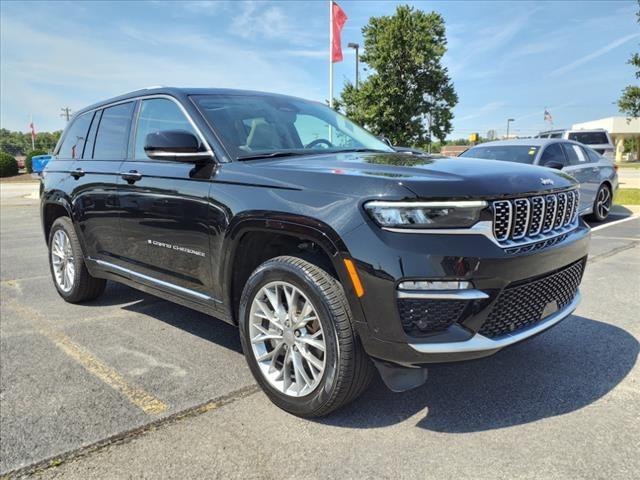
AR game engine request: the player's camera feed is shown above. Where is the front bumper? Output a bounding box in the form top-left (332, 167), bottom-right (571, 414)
top-left (408, 291), bottom-right (579, 355)
top-left (342, 220), bottom-right (590, 366)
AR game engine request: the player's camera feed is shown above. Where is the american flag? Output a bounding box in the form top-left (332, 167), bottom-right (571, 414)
top-left (544, 109), bottom-right (553, 124)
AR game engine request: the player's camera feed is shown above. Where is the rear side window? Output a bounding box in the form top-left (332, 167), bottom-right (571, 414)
top-left (567, 131), bottom-right (609, 145)
top-left (584, 147), bottom-right (602, 163)
top-left (134, 98), bottom-right (197, 160)
top-left (561, 143), bottom-right (587, 165)
top-left (57, 112), bottom-right (94, 159)
top-left (93, 102), bottom-right (135, 160)
top-left (458, 145), bottom-right (538, 164)
top-left (539, 143), bottom-right (567, 166)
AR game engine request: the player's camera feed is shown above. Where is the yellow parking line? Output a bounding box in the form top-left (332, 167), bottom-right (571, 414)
top-left (5, 299), bottom-right (168, 415)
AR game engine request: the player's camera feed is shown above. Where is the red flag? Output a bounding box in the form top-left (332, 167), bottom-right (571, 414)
top-left (331, 1), bottom-right (347, 63)
top-left (30, 121), bottom-right (36, 141)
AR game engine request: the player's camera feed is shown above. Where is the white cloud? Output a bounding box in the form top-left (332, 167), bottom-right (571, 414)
top-left (0, 17), bottom-right (325, 131)
top-left (548, 33), bottom-right (640, 77)
top-left (229, 1), bottom-right (321, 46)
top-left (456, 101), bottom-right (506, 122)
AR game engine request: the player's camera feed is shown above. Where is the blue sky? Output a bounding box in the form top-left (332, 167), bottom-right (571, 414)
top-left (1, 0), bottom-right (638, 139)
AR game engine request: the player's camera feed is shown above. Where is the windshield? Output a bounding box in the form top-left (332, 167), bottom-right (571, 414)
top-left (459, 145), bottom-right (539, 164)
top-left (192, 94), bottom-right (394, 160)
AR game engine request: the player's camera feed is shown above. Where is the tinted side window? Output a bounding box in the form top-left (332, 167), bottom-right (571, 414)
top-left (585, 147), bottom-right (602, 163)
top-left (134, 99), bottom-right (197, 160)
top-left (82, 110), bottom-right (102, 159)
top-left (540, 143), bottom-right (567, 166)
top-left (93, 102), bottom-right (134, 160)
top-left (561, 143), bottom-right (587, 165)
top-left (568, 131), bottom-right (609, 145)
top-left (57, 112), bottom-right (94, 160)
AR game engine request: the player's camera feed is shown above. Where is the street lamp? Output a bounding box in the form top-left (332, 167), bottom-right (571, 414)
top-left (506, 118), bottom-right (515, 139)
top-left (347, 42), bottom-right (359, 89)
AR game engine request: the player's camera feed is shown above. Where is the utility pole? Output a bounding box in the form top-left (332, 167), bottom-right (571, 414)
top-left (60, 107), bottom-right (72, 122)
top-left (347, 42), bottom-right (359, 89)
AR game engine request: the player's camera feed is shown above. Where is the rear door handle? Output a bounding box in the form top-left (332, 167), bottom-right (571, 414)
top-left (70, 168), bottom-right (85, 179)
top-left (121, 170), bottom-right (142, 183)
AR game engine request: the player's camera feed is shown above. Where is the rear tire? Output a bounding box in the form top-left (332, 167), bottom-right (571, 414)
top-left (48, 217), bottom-right (106, 303)
top-left (239, 255), bottom-right (374, 417)
top-left (587, 184), bottom-right (612, 222)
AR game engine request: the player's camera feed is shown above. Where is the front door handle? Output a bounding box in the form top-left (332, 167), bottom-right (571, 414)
top-left (70, 168), bottom-right (85, 179)
top-left (121, 170), bottom-right (143, 183)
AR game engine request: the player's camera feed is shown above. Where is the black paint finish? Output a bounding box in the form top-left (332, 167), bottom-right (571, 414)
top-left (40, 87), bottom-right (590, 368)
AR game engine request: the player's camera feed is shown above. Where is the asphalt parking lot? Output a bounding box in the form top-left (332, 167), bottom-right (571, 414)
top-left (1, 183), bottom-right (639, 479)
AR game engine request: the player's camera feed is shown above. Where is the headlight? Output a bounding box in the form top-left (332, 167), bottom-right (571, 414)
top-left (364, 200), bottom-right (487, 229)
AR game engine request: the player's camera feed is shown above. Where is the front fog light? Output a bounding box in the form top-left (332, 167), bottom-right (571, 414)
top-left (398, 280), bottom-right (471, 290)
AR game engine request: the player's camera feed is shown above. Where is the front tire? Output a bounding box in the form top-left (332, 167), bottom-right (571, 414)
top-left (239, 256), bottom-right (374, 417)
top-left (48, 217), bottom-right (106, 303)
top-left (588, 184), bottom-right (612, 222)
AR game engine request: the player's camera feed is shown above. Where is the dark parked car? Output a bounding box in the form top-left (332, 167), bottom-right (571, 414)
top-left (41, 87), bottom-right (590, 417)
top-left (460, 139), bottom-right (618, 221)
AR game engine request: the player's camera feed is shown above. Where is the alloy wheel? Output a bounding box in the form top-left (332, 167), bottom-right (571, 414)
top-left (596, 186), bottom-right (611, 219)
top-left (248, 281), bottom-right (326, 397)
top-left (51, 229), bottom-right (75, 292)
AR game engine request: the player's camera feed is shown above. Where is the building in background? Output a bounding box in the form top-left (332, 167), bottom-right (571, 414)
top-left (572, 116), bottom-right (640, 162)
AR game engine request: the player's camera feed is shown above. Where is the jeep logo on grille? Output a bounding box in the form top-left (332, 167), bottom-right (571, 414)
top-left (540, 178), bottom-right (554, 185)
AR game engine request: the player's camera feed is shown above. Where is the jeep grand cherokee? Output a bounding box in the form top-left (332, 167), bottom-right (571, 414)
top-left (40, 87), bottom-right (590, 417)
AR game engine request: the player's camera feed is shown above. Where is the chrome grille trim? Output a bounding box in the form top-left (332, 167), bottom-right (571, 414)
top-left (491, 189), bottom-right (579, 247)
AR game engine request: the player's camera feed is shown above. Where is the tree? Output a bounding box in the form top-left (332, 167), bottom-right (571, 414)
top-left (617, 2), bottom-right (640, 120)
top-left (0, 129), bottom-right (62, 156)
top-left (338, 5), bottom-right (457, 146)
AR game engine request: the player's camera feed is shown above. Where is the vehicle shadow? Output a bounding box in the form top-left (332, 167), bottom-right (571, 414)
top-left (319, 315), bottom-right (638, 433)
top-left (90, 283), bottom-right (243, 354)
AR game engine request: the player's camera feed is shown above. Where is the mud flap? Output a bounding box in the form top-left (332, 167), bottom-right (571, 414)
top-left (373, 360), bottom-right (428, 392)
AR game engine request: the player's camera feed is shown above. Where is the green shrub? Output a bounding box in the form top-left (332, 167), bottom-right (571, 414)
top-left (25, 150), bottom-right (47, 174)
top-left (0, 151), bottom-right (19, 177)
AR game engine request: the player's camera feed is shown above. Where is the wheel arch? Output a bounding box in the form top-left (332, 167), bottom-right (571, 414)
top-left (41, 191), bottom-right (74, 242)
top-left (220, 212), bottom-right (355, 324)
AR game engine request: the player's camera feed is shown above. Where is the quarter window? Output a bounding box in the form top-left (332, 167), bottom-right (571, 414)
top-left (134, 99), bottom-right (197, 160)
top-left (93, 102), bottom-right (134, 160)
top-left (57, 112), bottom-right (94, 160)
top-left (539, 143), bottom-right (567, 167)
top-left (584, 147), bottom-right (602, 163)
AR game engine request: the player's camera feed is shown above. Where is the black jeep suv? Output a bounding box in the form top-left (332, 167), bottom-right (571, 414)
top-left (41, 87), bottom-right (590, 417)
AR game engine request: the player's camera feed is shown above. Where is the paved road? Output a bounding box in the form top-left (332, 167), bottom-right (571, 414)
top-left (617, 168), bottom-right (640, 189)
top-left (1, 185), bottom-right (638, 479)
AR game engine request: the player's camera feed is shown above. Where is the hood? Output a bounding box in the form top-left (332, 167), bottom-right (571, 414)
top-left (227, 152), bottom-right (578, 200)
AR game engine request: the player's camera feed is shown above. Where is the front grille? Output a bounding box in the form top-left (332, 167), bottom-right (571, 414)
top-left (493, 189), bottom-right (579, 245)
top-left (479, 259), bottom-right (584, 338)
top-left (398, 298), bottom-right (467, 337)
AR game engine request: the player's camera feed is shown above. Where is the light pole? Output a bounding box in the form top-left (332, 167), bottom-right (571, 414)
top-left (506, 118), bottom-right (515, 139)
top-left (347, 42), bottom-right (359, 89)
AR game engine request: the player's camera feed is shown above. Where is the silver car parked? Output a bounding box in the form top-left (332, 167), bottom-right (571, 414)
top-left (460, 139), bottom-right (618, 221)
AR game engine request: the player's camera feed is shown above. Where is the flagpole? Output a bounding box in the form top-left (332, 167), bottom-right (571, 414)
top-left (329, 0), bottom-right (333, 109)
top-left (329, 0), bottom-right (333, 142)
top-left (30, 114), bottom-right (35, 150)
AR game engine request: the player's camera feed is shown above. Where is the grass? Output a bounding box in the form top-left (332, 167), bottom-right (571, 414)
top-left (614, 188), bottom-right (640, 205)
top-left (617, 162), bottom-right (640, 169)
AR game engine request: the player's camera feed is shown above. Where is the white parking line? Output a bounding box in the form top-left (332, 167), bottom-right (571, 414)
top-left (591, 215), bottom-right (639, 232)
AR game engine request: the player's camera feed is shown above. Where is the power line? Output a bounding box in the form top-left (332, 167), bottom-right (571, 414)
top-left (60, 107), bottom-right (72, 122)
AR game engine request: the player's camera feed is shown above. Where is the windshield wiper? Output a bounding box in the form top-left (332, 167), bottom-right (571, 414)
top-left (237, 151), bottom-right (311, 161)
top-left (337, 148), bottom-right (390, 153)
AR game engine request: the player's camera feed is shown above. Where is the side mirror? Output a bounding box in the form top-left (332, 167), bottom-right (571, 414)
top-left (144, 130), bottom-right (213, 162)
top-left (542, 161), bottom-right (564, 170)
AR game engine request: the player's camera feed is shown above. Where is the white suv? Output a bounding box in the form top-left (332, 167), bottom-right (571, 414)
top-left (536, 128), bottom-right (615, 160)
